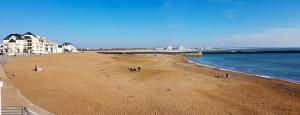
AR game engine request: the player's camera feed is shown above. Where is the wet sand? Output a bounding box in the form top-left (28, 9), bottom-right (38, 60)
top-left (3, 53), bottom-right (300, 115)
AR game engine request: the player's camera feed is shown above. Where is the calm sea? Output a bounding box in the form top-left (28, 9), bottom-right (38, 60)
top-left (187, 49), bottom-right (300, 83)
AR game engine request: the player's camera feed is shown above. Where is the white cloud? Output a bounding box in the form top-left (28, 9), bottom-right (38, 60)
top-left (210, 28), bottom-right (300, 47)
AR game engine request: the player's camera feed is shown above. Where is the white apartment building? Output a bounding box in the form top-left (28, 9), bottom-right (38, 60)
top-left (178, 46), bottom-right (186, 51)
top-left (1, 32), bottom-right (77, 55)
top-left (62, 42), bottom-right (78, 52)
top-left (167, 46), bottom-right (173, 50)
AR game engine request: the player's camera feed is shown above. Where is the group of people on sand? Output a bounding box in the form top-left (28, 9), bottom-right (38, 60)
top-left (128, 66), bottom-right (142, 72)
top-left (215, 72), bottom-right (229, 78)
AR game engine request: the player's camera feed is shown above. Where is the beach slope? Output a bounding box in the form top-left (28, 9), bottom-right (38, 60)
top-left (3, 53), bottom-right (300, 115)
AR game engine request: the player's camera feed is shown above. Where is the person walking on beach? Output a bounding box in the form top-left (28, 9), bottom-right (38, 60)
top-left (133, 68), bottom-right (137, 72)
top-left (225, 73), bottom-right (229, 78)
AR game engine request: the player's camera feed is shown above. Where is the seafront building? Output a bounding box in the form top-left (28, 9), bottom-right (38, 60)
top-left (62, 42), bottom-right (78, 52)
top-left (1, 32), bottom-right (77, 55)
top-left (178, 46), bottom-right (186, 51)
top-left (154, 46), bottom-right (191, 51)
top-left (167, 46), bottom-right (173, 50)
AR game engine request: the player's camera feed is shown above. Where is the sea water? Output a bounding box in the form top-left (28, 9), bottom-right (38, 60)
top-left (188, 53), bottom-right (300, 83)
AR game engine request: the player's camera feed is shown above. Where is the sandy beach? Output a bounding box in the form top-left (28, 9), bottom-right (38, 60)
top-left (3, 52), bottom-right (300, 115)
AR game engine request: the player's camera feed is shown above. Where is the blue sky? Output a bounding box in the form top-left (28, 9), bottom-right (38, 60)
top-left (1, 0), bottom-right (300, 48)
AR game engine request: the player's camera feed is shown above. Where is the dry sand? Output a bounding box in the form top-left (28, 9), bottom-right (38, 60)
top-left (3, 53), bottom-right (300, 115)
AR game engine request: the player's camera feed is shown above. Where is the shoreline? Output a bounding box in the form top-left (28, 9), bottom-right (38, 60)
top-left (185, 58), bottom-right (300, 85)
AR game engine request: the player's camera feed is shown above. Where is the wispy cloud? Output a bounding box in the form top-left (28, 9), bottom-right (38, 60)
top-left (224, 9), bottom-right (237, 19)
top-left (158, 0), bottom-right (173, 13)
top-left (206, 0), bottom-right (244, 4)
top-left (206, 0), bottom-right (234, 3)
top-left (210, 28), bottom-right (300, 47)
top-left (235, 1), bottom-right (245, 5)
top-left (220, 0), bottom-right (245, 19)
top-left (168, 24), bottom-right (183, 28)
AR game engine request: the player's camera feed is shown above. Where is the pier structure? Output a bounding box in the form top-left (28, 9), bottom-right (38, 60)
top-left (97, 50), bottom-right (203, 56)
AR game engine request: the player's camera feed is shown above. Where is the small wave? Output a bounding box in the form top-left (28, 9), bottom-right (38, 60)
top-left (185, 58), bottom-right (300, 84)
top-left (255, 75), bottom-right (272, 78)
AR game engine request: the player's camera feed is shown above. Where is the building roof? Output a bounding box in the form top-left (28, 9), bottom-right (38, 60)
top-left (62, 42), bottom-right (73, 46)
top-left (3, 34), bottom-right (24, 40)
top-left (8, 39), bottom-right (16, 43)
top-left (24, 36), bottom-right (31, 39)
top-left (23, 32), bottom-right (37, 37)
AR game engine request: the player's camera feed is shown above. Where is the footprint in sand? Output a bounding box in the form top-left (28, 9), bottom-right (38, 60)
top-left (166, 88), bottom-right (172, 92)
top-left (117, 86), bottom-right (122, 89)
top-left (223, 110), bottom-right (233, 115)
top-left (104, 73), bottom-right (110, 78)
